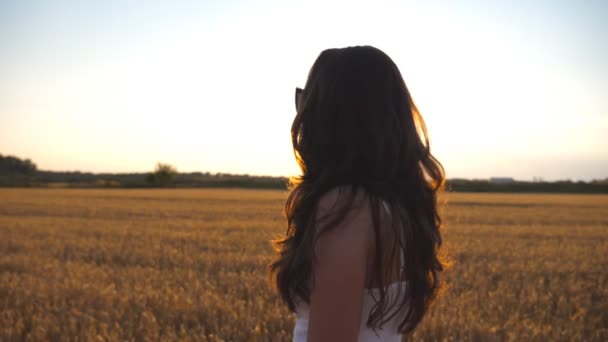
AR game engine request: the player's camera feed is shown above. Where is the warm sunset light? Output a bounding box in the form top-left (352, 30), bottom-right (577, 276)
top-left (1, 3), bottom-right (607, 341)
top-left (1, 1), bottom-right (606, 180)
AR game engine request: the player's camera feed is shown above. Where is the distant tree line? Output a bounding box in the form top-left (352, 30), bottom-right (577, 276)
top-left (1, 154), bottom-right (607, 193)
top-left (0, 154), bottom-right (38, 186)
top-left (29, 169), bottom-right (288, 189)
top-left (446, 178), bottom-right (608, 194)
top-left (146, 163), bottom-right (178, 187)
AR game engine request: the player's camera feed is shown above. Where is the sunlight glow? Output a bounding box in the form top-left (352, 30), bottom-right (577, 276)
top-left (0, 1), bottom-right (606, 180)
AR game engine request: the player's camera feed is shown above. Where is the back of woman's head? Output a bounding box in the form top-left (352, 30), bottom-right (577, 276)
top-left (294, 46), bottom-right (440, 191)
top-left (271, 45), bottom-right (446, 334)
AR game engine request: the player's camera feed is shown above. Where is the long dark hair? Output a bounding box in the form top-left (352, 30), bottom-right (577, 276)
top-left (269, 45), bottom-right (446, 334)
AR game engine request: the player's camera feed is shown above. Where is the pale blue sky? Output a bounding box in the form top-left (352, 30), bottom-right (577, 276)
top-left (1, 0), bottom-right (606, 180)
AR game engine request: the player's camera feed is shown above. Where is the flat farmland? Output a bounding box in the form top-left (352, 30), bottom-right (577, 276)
top-left (0, 189), bottom-right (606, 341)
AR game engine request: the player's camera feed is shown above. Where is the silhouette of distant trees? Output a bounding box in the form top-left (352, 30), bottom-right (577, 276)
top-left (446, 178), bottom-right (608, 193)
top-left (0, 154), bottom-right (37, 175)
top-left (0, 154), bottom-right (37, 186)
top-left (146, 163), bottom-right (177, 187)
top-left (0, 153), bottom-right (607, 193)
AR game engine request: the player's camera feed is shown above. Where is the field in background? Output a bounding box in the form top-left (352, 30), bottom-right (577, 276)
top-left (0, 189), bottom-right (606, 341)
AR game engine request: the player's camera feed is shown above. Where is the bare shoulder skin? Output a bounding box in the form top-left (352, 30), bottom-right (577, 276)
top-left (306, 187), bottom-right (373, 341)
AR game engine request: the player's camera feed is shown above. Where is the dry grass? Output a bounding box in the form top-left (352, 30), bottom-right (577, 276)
top-left (0, 189), bottom-right (606, 341)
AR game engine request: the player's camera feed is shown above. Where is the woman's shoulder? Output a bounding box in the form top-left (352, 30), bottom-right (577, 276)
top-left (317, 185), bottom-right (371, 213)
top-left (317, 186), bottom-right (392, 223)
top-left (314, 186), bottom-right (375, 245)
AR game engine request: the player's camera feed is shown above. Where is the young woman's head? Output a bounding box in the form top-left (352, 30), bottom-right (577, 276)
top-left (271, 45), bottom-right (445, 334)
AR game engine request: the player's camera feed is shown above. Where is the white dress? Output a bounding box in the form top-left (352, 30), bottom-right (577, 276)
top-left (293, 278), bottom-right (408, 341)
top-left (292, 201), bottom-right (408, 341)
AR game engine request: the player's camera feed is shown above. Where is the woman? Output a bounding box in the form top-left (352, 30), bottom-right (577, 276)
top-left (270, 45), bottom-right (446, 341)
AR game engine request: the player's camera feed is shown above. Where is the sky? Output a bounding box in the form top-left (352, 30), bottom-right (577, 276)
top-left (0, 0), bottom-right (607, 181)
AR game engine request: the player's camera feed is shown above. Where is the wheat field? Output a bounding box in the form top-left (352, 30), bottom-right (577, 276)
top-left (0, 189), bottom-right (606, 341)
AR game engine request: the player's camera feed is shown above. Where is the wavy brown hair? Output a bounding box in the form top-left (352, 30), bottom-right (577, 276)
top-left (269, 45), bottom-right (446, 334)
